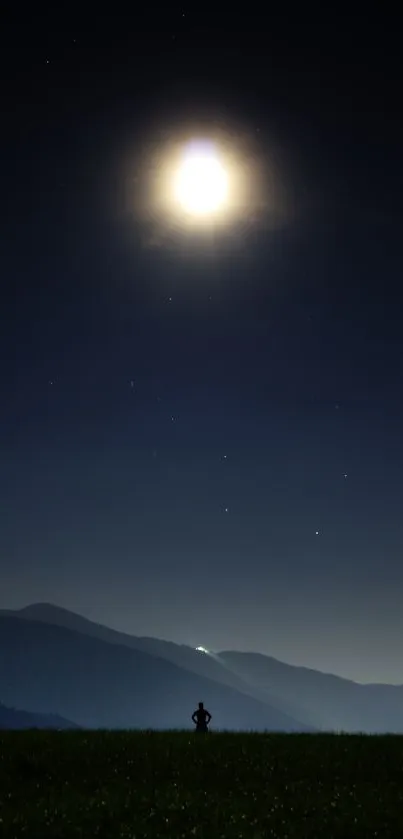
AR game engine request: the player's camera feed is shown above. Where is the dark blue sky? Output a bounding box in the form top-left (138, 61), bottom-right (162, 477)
top-left (2, 10), bottom-right (403, 683)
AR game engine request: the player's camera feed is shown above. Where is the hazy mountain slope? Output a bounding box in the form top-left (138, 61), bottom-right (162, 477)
top-left (0, 701), bottom-right (78, 729)
top-left (7, 603), bottom-right (403, 731)
top-left (0, 616), bottom-right (310, 731)
top-left (218, 651), bottom-right (403, 732)
top-left (4, 604), bottom-right (303, 720)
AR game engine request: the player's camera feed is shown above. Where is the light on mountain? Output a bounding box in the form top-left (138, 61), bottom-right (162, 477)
top-left (195, 646), bottom-right (209, 654)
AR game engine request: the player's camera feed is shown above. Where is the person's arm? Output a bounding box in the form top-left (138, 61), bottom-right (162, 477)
top-left (192, 712), bottom-right (197, 723)
top-left (206, 711), bottom-right (212, 723)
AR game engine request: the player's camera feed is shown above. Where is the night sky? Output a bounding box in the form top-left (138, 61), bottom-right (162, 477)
top-left (2, 10), bottom-right (403, 684)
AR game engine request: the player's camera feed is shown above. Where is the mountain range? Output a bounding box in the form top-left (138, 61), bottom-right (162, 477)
top-left (0, 700), bottom-right (77, 729)
top-left (0, 603), bottom-right (402, 732)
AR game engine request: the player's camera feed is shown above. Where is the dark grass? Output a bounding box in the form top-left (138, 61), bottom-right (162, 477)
top-left (1, 730), bottom-right (403, 837)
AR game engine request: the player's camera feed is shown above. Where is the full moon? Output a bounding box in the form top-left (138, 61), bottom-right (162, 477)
top-left (173, 142), bottom-right (229, 216)
top-left (134, 127), bottom-right (271, 239)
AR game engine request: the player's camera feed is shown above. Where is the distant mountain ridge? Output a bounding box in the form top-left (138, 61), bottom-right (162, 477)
top-left (0, 700), bottom-right (78, 729)
top-left (1, 603), bottom-right (402, 732)
top-left (4, 603), bottom-right (308, 722)
top-left (0, 611), bottom-right (311, 732)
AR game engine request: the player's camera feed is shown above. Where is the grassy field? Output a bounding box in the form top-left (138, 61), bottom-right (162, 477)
top-left (1, 730), bottom-right (403, 837)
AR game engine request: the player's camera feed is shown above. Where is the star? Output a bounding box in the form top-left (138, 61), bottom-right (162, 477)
top-left (343, 473), bottom-right (348, 478)
top-left (224, 507), bottom-right (229, 513)
top-left (315, 530), bottom-right (320, 536)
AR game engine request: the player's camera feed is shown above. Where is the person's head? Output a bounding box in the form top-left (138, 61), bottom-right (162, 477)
top-left (198, 702), bottom-right (204, 709)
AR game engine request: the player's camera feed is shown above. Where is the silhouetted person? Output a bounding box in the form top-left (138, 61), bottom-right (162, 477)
top-left (192, 701), bottom-right (212, 732)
